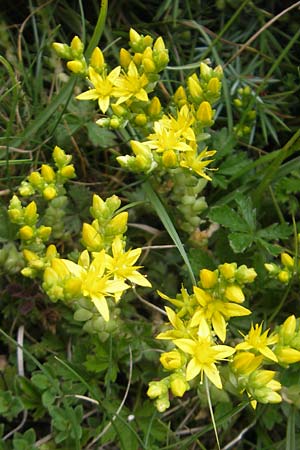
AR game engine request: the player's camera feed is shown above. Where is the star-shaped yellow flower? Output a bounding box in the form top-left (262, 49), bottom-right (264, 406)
top-left (76, 66), bottom-right (121, 113)
top-left (114, 61), bottom-right (149, 104)
top-left (174, 319), bottom-right (235, 388)
top-left (235, 323), bottom-right (278, 362)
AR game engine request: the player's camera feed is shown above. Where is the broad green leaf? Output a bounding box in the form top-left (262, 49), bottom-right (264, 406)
top-left (235, 194), bottom-right (256, 230)
top-left (209, 205), bottom-right (249, 232)
top-left (228, 232), bottom-right (254, 253)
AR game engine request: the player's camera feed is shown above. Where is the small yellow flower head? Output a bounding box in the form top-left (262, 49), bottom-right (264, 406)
top-left (60, 164), bottom-right (76, 179)
top-left (162, 149), bottom-right (178, 168)
top-left (41, 164), bottom-right (56, 183)
top-left (19, 225), bottom-right (34, 240)
top-left (281, 252), bottom-right (294, 269)
top-left (160, 350), bottom-right (185, 370)
top-left (148, 96), bottom-right (161, 118)
top-left (219, 262), bottom-right (236, 280)
top-left (119, 48), bottom-right (132, 68)
top-left (43, 266), bottom-right (59, 285)
top-left (278, 270), bottom-right (290, 283)
top-left (43, 186), bottom-right (57, 201)
top-left (170, 375), bottom-right (189, 397)
top-left (133, 52), bottom-right (143, 66)
top-left (19, 183), bottom-right (35, 197)
top-left (225, 285), bottom-right (245, 303)
top-left (236, 323), bottom-right (278, 362)
top-left (249, 369), bottom-right (277, 388)
top-left (82, 223), bottom-right (103, 251)
top-left (232, 352), bottom-right (263, 375)
top-left (90, 47), bottom-right (105, 70)
top-left (70, 36), bottom-right (84, 57)
top-left (24, 201), bottom-right (38, 225)
top-left (111, 104), bottom-right (127, 117)
top-left (207, 77), bottom-right (221, 95)
top-left (199, 268), bottom-right (218, 289)
top-left (28, 171), bottom-right (43, 187)
top-left (196, 101), bottom-right (213, 126)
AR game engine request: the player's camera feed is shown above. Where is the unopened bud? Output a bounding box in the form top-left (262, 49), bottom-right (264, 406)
top-left (225, 285), bottom-right (245, 303)
top-left (200, 268), bottom-right (218, 288)
top-left (90, 47), bottom-right (105, 70)
top-left (41, 164), bottom-right (55, 183)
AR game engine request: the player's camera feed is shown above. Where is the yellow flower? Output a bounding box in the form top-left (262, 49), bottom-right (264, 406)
top-left (105, 236), bottom-right (151, 288)
top-left (235, 323), bottom-right (278, 362)
top-left (160, 350), bottom-right (185, 370)
top-left (157, 286), bottom-right (197, 318)
top-left (146, 121), bottom-right (194, 154)
top-left (156, 306), bottom-right (191, 340)
top-left (76, 66), bottom-right (121, 113)
top-left (114, 61), bottom-right (149, 104)
top-left (192, 286), bottom-right (251, 342)
top-left (179, 148), bottom-right (216, 180)
top-left (174, 319), bottom-right (235, 388)
top-left (62, 250), bottom-right (129, 321)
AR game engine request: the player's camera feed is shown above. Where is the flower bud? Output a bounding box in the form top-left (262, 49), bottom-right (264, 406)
top-left (173, 86), bottom-right (187, 107)
top-left (135, 113), bottom-right (147, 126)
top-left (19, 225), bottom-right (34, 240)
top-left (200, 62), bottom-right (212, 80)
top-left (70, 36), bottom-right (84, 57)
top-left (28, 171), bottom-right (43, 187)
top-left (235, 265), bottom-right (257, 283)
top-left (148, 96), bottom-right (161, 117)
top-left (147, 381), bottom-right (168, 399)
top-left (170, 376), bottom-right (189, 397)
top-left (207, 77), bottom-right (221, 95)
top-left (53, 146), bottom-right (71, 167)
top-left (129, 28), bottom-right (141, 46)
top-left (60, 164), bottom-right (76, 178)
top-left (278, 270), bottom-right (290, 283)
top-left (82, 223), bottom-right (103, 251)
top-left (143, 58), bottom-right (156, 73)
top-left (160, 350), bottom-right (184, 370)
top-left (219, 262), bottom-right (236, 280)
top-left (119, 48), bottom-right (132, 68)
top-left (37, 226), bottom-right (52, 241)
top-left (43, 186), bottom-right (57, 201)
top-left (281, 252), bottom-right (294, 269)
top-left (276, 347), bottom-right (300, 364)
top-left (90, 47), bottom-right (105, 70)
top-left (19, 183), bottom-right (35, 197)
top-left (196, 101), bottom-right (213, 126)
top-left (52, 42), bottom-right (72, 59)
top-left (162, 150), bottom-right (178, 168)
top-left (155, 397), bottom-right (170, 412)
top-left (232, 352), bottom-right (262, 375)
top-left (107, 212), bottom-right (128, 235)
top-left (41, 164), bottom-right (55, 183)
top-left (200, 268), bottom-right (218, 288)
top-left (24, 201), bottom-right (38, 225)
top-left (67, 60), bottom-right (86, 74)
top-left (188, 75), bottom-right (203, 102)
top-left (280, 315), bottom-right (296, 344)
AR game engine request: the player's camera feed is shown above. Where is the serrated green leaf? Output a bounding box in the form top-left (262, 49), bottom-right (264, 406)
top-left (209, 205), bottom-right (249, 232)
top-left (235, 194), bottom-right (256, 230)
top-left (228, 232), bottom-right (254, 253)
top-left (86, 122), bottom-right (117, 148)
top-left (257, 223), bottom-right (291, 241)
top-left (257, 238), bottom-right (282, 255)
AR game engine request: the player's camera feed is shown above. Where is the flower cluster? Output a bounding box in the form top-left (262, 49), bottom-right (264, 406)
top-left (147, 263), bottom-right (256, 411)
top-left (233, 85), bottom-right (257, 138)
top-left (7, 147), bottom-right (151, 331)
top-left (53, 29), bottom-right (221, 182)
top-left (265, 252), bottom-right (296, 283)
